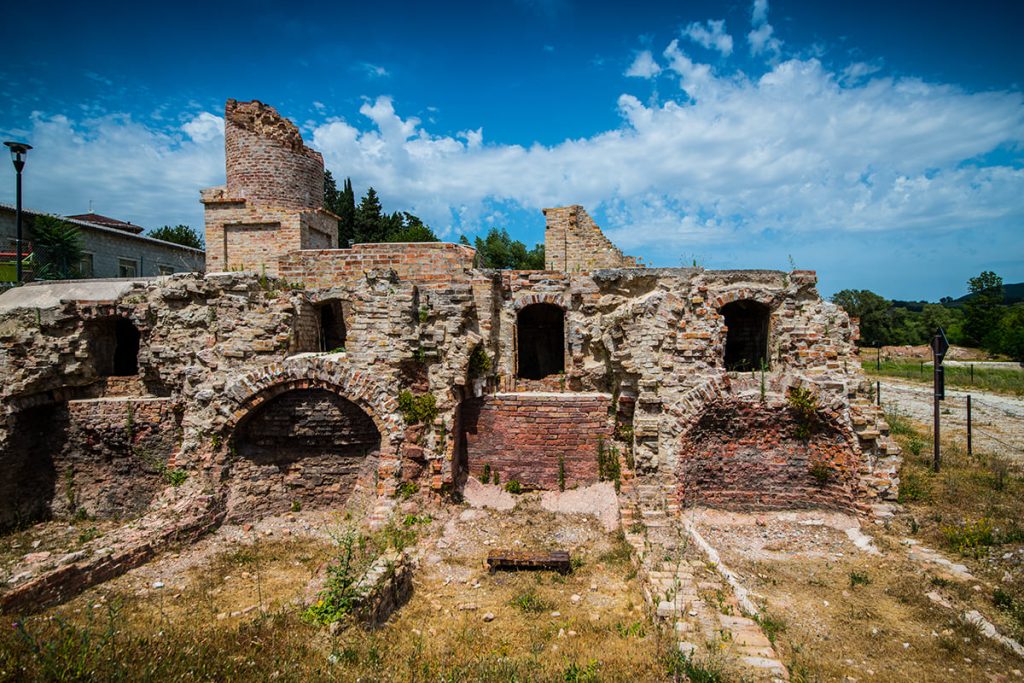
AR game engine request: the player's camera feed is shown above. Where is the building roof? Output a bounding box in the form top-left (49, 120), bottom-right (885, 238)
top-left (0, 204), bottom-right (205, 255)
top-left (66, 212), bottom-right (145, 235)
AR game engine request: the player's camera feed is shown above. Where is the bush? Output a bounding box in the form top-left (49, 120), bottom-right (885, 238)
top-left (808, 460), bottom-right (832, 485)
top-left (786, 387), bottom-right (819, 440)
top-left (468, 345), bottom-right (492, 379)
top-left (504, 480), bottom-right (522, 494)
top-left (849, 570), bottom-right (871, 588)
top-left (303, 531), bottom-right (361, 625)
top-left (397, 391), bottom-right (438, 425)
top-left (942, 517), bottom-right (995, 557)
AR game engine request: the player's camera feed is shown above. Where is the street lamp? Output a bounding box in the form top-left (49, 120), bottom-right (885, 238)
top-left (4, 141), bottom-right (32, 284)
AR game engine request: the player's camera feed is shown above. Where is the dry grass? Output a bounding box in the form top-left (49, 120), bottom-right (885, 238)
top-left (0, 503), bottom-right (672, 682)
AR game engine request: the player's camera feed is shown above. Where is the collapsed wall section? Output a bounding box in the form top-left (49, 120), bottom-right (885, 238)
top-left (460, 392), bottom-right (614, 490)
top-left (544, 205), bottom-right (640, 272)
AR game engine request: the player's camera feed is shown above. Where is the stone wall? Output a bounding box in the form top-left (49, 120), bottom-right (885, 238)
top-left (278, 243), bottom-right (477, 289)
top-left (544, 205), bottom-right (640, 272)
top-left (460, 393), bottom-right (614, 490)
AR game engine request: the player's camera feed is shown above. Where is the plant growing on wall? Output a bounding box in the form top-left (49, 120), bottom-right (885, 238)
top-left (786, 386), bottom-right (819, 441)
top-left (397, 390), bottom-right (438, 425)
top-left (468, 344), bottom-right (492, 379)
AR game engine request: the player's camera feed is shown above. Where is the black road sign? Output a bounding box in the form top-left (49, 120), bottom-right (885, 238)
top-left (931, 327), bottom-right (950, 365)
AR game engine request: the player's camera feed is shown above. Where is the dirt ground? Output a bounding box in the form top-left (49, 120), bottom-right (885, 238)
top-left (879, 379), bottom-right (1024, 457)
top-left (690, 509), bottom-right (1024, 682)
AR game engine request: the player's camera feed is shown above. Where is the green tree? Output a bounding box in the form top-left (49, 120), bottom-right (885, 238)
top-left (354, 187), bottom-right (386, 243)
top-left (386, 213), bottom-right (439, 243)
top-left (324, 172), bottom-right (357, 246)
top-left (148, 224), bottom-right (204, 250)
top-left (992, 303), bottom-right (1024, 364)
top-left (467, 228), bottom-right (545, 270)
top-left (963, 271), bottom-right (1005, 349)
top-left (31, 216), bottom-right (83, 280)
top-left (831, 289), bottom-right (893, 347)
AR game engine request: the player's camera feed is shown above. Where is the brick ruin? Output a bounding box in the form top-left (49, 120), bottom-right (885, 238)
top-left (0, 99), bottom-right (900, 611)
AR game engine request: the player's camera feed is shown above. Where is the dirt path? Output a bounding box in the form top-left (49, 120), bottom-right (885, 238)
top-left (877, 378), bottom-right (1024, 457)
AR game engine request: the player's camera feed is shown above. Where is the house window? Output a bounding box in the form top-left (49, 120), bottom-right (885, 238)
top-left (118, 258), bottom-right (138, 278)
top-left (79, 253), bottom-right (94, 278)
top-left (158, 264), bottom-right (175, 276)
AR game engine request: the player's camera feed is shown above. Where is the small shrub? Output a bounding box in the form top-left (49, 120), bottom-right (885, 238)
top-left (994, 588), bottom-right (1014, 610)
top-left (561, 660), bottom-right (599, 682)
top-left (290, 500), bottom-right (302, 513)
top-left (397, 481), bottom-right (419, 500)
top-left (164, 468), bottom-right (188, 487)
top-left (481, 464), bottom-right (491, 484)
top-left (418, 306), bottom-right (429, 323)
top-left (509, 589), bottom-right (553, 613)
top-left (898, 470), bottom-right (928, 503)
top-left (402, 514), bottom-right (432, 528)
top-left (885, 408), bottom-right (916, 437)
top-left (808, 459), bottom-right (832, 485)
top-left (493, 471), bottom-right (500, 486)
top-left (210, 433), bottom-right (223, 449)
top-left (942, 517), bottom-right (995, 557)
top-left (397, 391), bottom-right (438, 425)
top-left (849, 570), bottom-right (871, 588)
top-left (468, 344), bottom-right (492, 379)
top-left (989, 455), bottom-right (1010, 491)
top-left (615, 620), bottom-right (647, 638)
top-left (786, 386), bottom-right (819, 440)
top-left (904, 432), bottom-right (926, 457)
top-left (77, 526), bottom-right (100, 544)
top-left (504, 480), bottom-right (522, 494)
top-left (303, 531), bottom-right (361, 625)
top-left (664, 650), bottom-right (724, 683)
top-left (755, 612), bottom-right (787, 645)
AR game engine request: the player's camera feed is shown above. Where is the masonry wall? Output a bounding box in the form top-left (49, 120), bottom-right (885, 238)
top-left (227, 388), bottom-right (381, 520)
top-left (677, 399), bottom-right (861, 512)
top-left (224, 99), bottom-right (324, 210)
top-left (544, 205), bottom-right (640, 272)
top-left (278, 243), bottom-right (477, 289)
top-left (460, 393), bottom-right (614, 490)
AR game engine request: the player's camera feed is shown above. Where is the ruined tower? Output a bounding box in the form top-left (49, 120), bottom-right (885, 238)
top-left (543, 205), bottom-right (639, 271)
top-left (201, 99), bottom-right (339, 274)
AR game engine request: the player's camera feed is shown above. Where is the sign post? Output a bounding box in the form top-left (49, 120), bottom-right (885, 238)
top-left (931, 327), bottom-right (949, 472)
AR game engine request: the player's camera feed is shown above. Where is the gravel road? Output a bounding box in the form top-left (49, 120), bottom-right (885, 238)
top-left (876, 378), bottom-right (1024, 458)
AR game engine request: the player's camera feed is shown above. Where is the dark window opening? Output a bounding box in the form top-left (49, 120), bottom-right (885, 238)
top-left (516, 303), bottom-right (565, 380)
top-left (316, 300), bottom-right (347, 352)
top-left (722, 300), bottom-right (770, 371)
top-left (86, 316), bottom-right (140, 377)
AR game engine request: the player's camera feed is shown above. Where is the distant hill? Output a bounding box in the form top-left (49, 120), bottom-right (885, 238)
top-left (891, 282), bottom-right (1024, 309)
top-left (951, 282), bottom-right (1024, 306)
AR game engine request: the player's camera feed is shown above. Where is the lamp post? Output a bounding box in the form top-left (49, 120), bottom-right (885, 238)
top-left (4, 141), bottom-right (32, 284)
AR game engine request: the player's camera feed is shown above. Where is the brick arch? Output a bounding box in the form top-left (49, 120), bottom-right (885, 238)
top-left (513, 293), bottom-right (568, 310)
top-left (219, 357), bottom-right (405, 489)
top-left (710, 288), bottom-right (782, 311)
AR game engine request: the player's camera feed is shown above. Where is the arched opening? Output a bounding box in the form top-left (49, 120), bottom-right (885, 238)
top-left (86, 316), bottom-right (141, 377)
top-left (228, 388), bottom-right (381, 518)
top-left (1, 403), bottom-right (64, 531)
top-left (316, 300), bottom-right (347, 352)
top-left (722, 300), bottom-right (770, 371)
top-left (516, 303), bottom-right (565, 380)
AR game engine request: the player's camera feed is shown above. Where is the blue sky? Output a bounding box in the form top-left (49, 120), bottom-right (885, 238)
top-left (1, 0), bottom-right (1022, 300)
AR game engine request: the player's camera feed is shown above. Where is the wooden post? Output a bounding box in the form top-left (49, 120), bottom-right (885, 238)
top-left (876, 381), bottom-right (881, 406)
top-left (933, 351), bottom-right (941, 472)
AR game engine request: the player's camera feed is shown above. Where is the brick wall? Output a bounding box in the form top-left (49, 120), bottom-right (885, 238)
top-left (227, 388), bottom-right (380, 520)
top-left (677, 400), bottom-right (861, 513)
top-left (460, 393), bottom-right (614, 490)
top-left (0, 397), bottom-right (179, 530)
top-left (224, 99), bottom-right (324, 210)
top-left (278, 242), bottom-right (477, 288)
top-left (544, 205), bottom-right (640, 272)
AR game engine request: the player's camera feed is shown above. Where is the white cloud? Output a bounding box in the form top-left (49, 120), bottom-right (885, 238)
top-left (360, 62), bottom-right (390, 78)
top-left (747, 0), bottom-right (782, 58)
top-left (683, 19), bottom-right (734, 56)
top-left (182, 112), bottom-right (224, 144)
top-left (5, 52), bottom-right (1022, 266)
top-left (625, 50), bottom-right (661, 79)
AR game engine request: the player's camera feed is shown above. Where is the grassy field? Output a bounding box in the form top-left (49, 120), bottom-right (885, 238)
top-left (887, 407), bottom-right (1024, 643)
top-left (863, 360), bottom-right (1024, 396)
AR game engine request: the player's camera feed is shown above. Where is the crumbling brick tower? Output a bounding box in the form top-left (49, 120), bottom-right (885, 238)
top-left (544, 205), bottom-right (639, 271)
top-left (201, 99), bottom-right (339, 274)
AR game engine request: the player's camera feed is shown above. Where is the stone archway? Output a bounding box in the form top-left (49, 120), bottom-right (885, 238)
top-left (219, 357), bottom-right (406, 518)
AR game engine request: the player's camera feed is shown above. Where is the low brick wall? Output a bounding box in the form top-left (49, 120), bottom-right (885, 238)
top-left (278, 243), bottom-right (477, 289)
top-left (460, 393), bottom-right (613, 490)
top-left (677, 400), bottom-right (861, 512)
